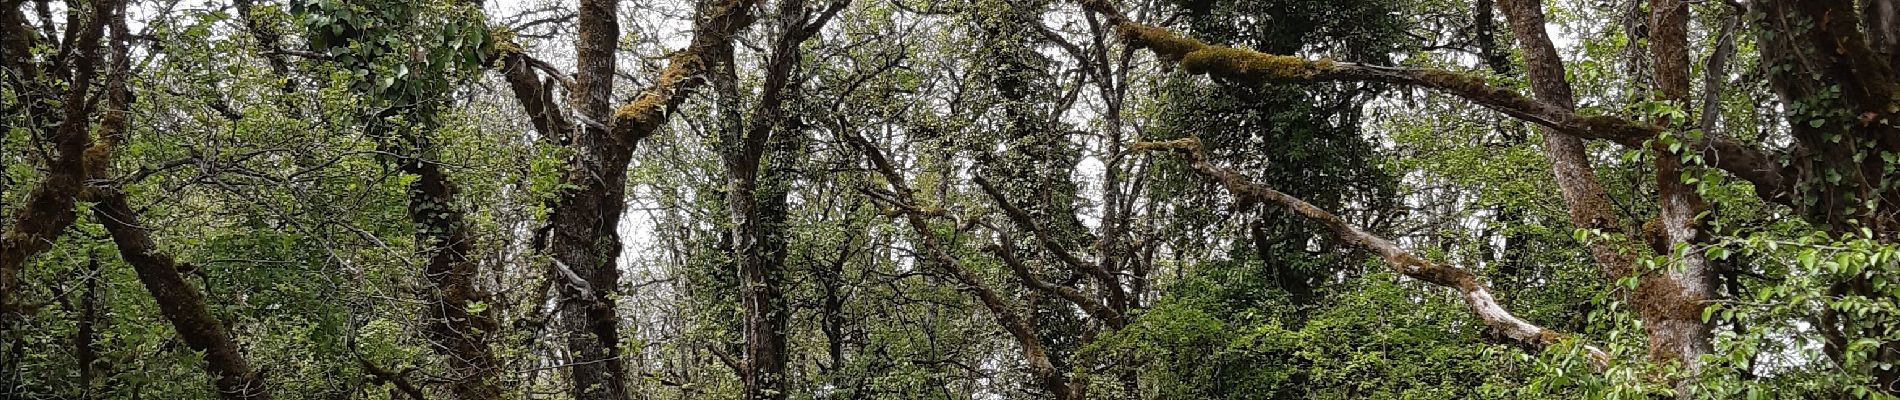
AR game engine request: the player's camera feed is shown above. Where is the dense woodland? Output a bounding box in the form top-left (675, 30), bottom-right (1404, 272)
top-left (3, 0), bottom-right (1900, 398)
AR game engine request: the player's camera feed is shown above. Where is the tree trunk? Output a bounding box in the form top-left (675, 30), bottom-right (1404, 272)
top-left (1492, 0), bottom-right (1638, 277)
top-left (1495, 0), bottom-right (1721, 372)
top-left (1868, 0), bottom-right (1900, 69)
top-left (542, 1), bottom-right (764, 399)
top-left (74, 255), bottom-right (102, 399)
top-left (1643, 0), bottom-right (1717, 384)
top-left (548, 2), bottom-right (632, 399)
top-left (716, 0), bottom-right (834, 397)
top-left (1755, 0), bottom-right (1900, 238)
top-left (1755, 0), bottom-right (1900, 391)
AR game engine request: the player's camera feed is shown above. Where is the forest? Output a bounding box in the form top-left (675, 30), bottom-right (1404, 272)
top-left (3, 0), bottom-right (1900, 398)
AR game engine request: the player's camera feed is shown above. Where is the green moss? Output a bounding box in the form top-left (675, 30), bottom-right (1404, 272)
top-left (1413, 69), bottom-right (1489, 95)
top-left (613, 54), bottom-right (702, 129)
top-left (613, 95), bottom-right (661, 126)
top-left (1130, 138), bottom-right (1202, 152)
top-left (1116, 22), bottom-right (1204, 59)
top-left (488, 28), bottom-right (522, 56)
top-left (1179, 47), bottom-right (1331, 80)
top-left (1577, 114), bottom-right (1661, 142)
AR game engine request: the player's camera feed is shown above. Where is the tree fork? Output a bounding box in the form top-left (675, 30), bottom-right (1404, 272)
top-left (542, 0), bottom-right (764, 398)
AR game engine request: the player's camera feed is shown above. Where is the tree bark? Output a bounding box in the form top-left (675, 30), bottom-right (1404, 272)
top-left (548, 2), bottom-right (632, 398)
top-left (723, 1), bottom-right (811, 396)
top-left (711, 1), bottom-right (843, 398)
top-left (1755, 0), bottom-right (1900, 391)
top-left (1868, 0), bottom-right (1900, 69)
top-left (1488, 0), bottom-right (1645, 288)
top-left (401, 135), bottom-right (503, 400)
top-left (1755, 0), bottom-right (1900, 237)
top-left (498, 51), bottom-right (572, 145)
top-left (1472, 0), bottom-right (1511, 74)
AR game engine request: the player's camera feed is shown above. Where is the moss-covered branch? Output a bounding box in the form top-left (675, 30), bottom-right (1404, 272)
top-left (608, 0), bottom-right (759, 143)
top-left (0, 0), bottom-right (115, 315)
top-left (1083, 0), bottom-right (1789, 204)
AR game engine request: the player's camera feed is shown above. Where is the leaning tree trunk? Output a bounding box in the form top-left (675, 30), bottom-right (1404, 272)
top-left (97, 193), bottom-right (272, 400)
top-left (88, 4), bottom-right (270, 397)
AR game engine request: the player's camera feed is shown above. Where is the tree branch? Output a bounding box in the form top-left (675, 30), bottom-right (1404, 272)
top-left (607, 0), bottom-right (762, 143)
top-left (985, 226), bottom-right (1126, 327)
top-left (1075, 0), bottom-right (1790, 205)
top-left (840, 130), bottom-right (1074, 399)
top-left (973, 175), bottom-right (1129, 314)
top-left (0, 0), bottom-right (115, 316)
top-left (358, 357), bottom-right (425, 400)
top-left (1135, 138), bottom-right (1611, 369)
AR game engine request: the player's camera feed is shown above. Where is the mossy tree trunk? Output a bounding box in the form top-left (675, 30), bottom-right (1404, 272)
top-left (0, 0), bottom-right (112, 318)
top-left (546, 1), bottom-right (635, 398)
